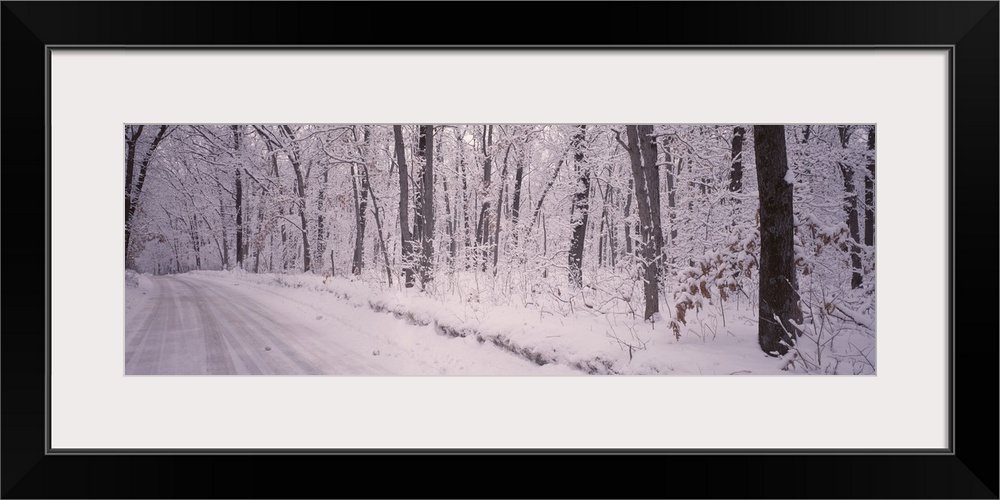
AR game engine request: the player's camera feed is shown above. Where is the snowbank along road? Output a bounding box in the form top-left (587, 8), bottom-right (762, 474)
top-left (125, 274), bottom-right (567, 375)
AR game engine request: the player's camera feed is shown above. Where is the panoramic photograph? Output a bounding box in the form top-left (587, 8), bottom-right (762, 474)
top-left (124, 124), bottom-right (876, 375)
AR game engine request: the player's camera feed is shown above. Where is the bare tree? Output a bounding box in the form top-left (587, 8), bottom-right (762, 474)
top-left (393, 125), bottom-right (416, 288)
top-left (864, 126), bottom-right (875, 249)
top-left (622, 125), bottom-right (662, 321)
top-left (567, 125), bottom-right (589, 287)
top-left (475, 125), bottom-right (494, 270)
top-left (837, 125), bottom-right (863, 289)
top-left (351, 126), bottom-right (371, 275)
top-left (754, 125), bottom-right (802, 355)
top-left (418, 125), bottom-right (435, 287)
top-left (125, 124), bottom-right (170, 266)
top-left (232, 125), bottom-right (244, 268)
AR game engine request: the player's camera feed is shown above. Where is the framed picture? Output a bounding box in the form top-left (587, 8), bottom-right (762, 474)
top-left (3, 2), bottom-right (995, 498)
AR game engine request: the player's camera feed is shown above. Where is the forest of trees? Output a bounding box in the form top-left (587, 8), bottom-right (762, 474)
top-left (126, 124), bottom-right (876, 358)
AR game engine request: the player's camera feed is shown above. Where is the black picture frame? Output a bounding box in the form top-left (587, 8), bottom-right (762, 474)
top-left (3, 2), bottom-right (996, 498)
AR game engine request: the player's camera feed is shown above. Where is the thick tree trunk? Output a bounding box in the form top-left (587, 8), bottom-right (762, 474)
top-left (567, 125), bottom-right (589, 287)
top-left (624, 126), bottom-right (659, 321)
top-left (393, 125), bottom-right (415, 288)
top-left (637, 125), bottom-right (663, 269)
top-left (837, 126), bottom-right (863, 289)
top-left (754, 125), bottom-right (802, 356)
top-left (232, 126), bottom-right (244, 268)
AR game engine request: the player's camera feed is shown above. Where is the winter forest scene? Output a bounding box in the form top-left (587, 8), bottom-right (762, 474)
top-left (124, 124), bottom-right (876, 376)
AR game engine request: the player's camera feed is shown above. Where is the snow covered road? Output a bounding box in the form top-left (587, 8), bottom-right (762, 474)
top-left (125, 273), bottom-right (571, 375)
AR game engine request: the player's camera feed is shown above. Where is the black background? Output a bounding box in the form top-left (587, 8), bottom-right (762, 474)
top-left (2, 2), bottom-right (997, 498)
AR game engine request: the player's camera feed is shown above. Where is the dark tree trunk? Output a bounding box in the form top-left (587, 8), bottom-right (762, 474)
top-left (637, 125), bottom-right (663, 268)
top-left (219, 183), bottom-right (230, 270)
top-left (458, 140), bottom-right (472, 269)
top-left (511, 143), bottom-right (525, 233)
top-left (567, 125), bottom-right (589, 287)
top-left (476, 125), bottom-right (494, 270)
top-left (393, 125), bottom-right (415, 288)
top-left (837, 126), bottom-right (863, 289)
top-left (352, 126), bottom-right (371, 275)
top-left (276, 126), bottom-right (311, 273)
top-left (865, 126), bottom-right (875, 248)
top-left (124, 125), bottom-right (168, 266)
top-left (623, 178), bottom-right (633, 255)
top-left (232, 125), bottom-right (244, 268)
top-left (124, 125), bottom-right (143, 263)
top-left (189, 215), bottom-right (201, 270)
top-left (729, 126), bottom-right (746, 194)
top-left (624, 126), bottom-right (660, 321)
top-left (418, 125), bottom-right (435, 287)
top-left (754, 125), bottom-right (802, 356)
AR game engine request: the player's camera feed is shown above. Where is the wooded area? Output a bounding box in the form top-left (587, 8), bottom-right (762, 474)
top-left (126, 124), bottom-right (876, 360)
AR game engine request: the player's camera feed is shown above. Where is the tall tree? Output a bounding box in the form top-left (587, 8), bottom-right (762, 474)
top-left (637, 125), bottom-right (663, 267)
top-left (475, 125), bottom-right (494, 270)
top-left (124, 124), bottom-right (169, 266)
top-left (393, 125), bottom-right (415, 288)
top-left (232, 125), bottom-right (244, 268)
top-left (837, 125), bottom-right (863, 289)
top-left (351, 126), bottom-right (371, 275)
top-left (418, 125), bottom-right (435, 287)
top-left (754, 125), bottom-right (802, 356)
top-left (864, 126), bottom-right (875, 248)
top-left (567, 125), bottom-right (590, 287)
top-left (281, 125), bottom-right (312, 273)
top-left (622, 125), bottom-right (662, 321)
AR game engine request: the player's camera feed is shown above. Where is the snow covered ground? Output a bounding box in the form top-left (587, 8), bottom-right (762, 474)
top-left (124, 270), bottom-right (874, 375)
top-left (124, 272), bottom-right (575, 375)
